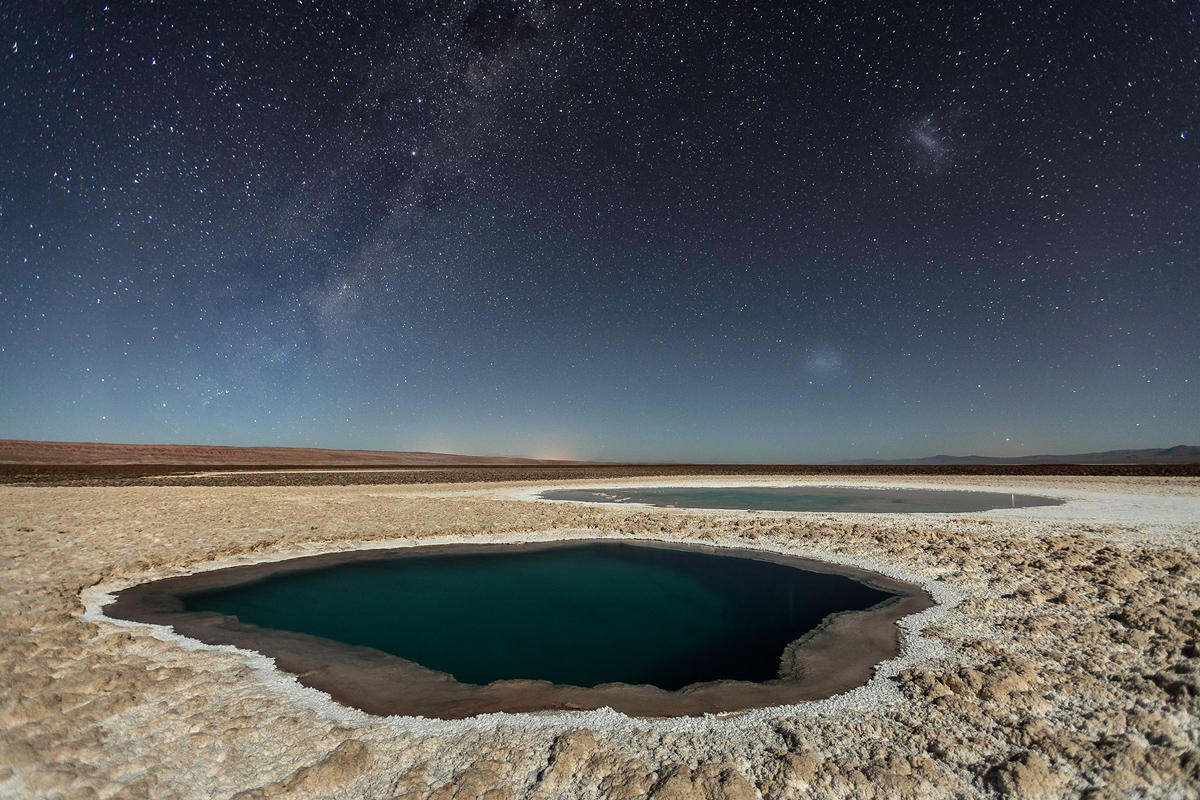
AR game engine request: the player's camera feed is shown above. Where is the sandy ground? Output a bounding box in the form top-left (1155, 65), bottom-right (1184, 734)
top-left (1, 475), bottom-right (1198, 799)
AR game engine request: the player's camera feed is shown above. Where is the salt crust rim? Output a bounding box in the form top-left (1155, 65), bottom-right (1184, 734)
top-left (81, 531), bottom-right (958, 736)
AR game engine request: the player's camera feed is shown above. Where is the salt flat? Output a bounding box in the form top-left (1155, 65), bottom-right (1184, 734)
top-left (2, 475), bottom-right (1198, 799)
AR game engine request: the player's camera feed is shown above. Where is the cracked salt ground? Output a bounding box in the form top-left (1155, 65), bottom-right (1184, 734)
top-left (2, 476), bottom-right (1199, 798)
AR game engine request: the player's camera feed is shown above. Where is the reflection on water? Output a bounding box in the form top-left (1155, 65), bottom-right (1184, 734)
top-left (181, 541), bottom-right (892, 689)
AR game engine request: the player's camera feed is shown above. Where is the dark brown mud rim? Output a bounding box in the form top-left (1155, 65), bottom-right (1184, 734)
top-left (103, 538), bottom-right (935, 720)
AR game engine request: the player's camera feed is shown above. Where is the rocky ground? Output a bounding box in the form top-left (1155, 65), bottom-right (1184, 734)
top-left (1, 475), bottom-right (1198, 799)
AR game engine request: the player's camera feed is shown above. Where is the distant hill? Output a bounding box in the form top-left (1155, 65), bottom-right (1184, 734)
top-left (3, 438), bottom-right (1196, 468)
top-left (843, 445), bottom-right (1200, 465)
top-left (0, 439), bottom-right (584, 466)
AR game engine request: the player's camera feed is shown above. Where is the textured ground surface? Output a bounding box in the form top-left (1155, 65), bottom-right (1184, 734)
top-left (2, 475), bottom-right (1198, 799)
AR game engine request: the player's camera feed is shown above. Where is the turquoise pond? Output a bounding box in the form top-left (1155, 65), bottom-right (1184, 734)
top-left (180, 542), bottom-right (893, 690)
top-left (539, 486), bottom-right (1064, 513)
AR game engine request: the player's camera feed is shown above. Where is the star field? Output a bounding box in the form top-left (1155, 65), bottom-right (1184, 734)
top-left (1, 0), bottom-right (1196, 461)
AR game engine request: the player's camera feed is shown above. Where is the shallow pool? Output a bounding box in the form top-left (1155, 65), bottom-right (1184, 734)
top-left (540, 486), bottom-right (1063, 513)
top-left (177, 541), bottom-right (891, 689)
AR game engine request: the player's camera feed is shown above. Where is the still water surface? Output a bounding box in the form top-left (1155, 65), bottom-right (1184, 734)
top-left (182, 542), bottom-right (892, 689)
top-left (540, 486), bottom-right (1063, 513)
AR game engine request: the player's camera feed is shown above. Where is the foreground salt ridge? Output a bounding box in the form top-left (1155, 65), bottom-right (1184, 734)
top-left (3, 475), bottom-right (1199, 799)
top-left (81, 528), bottom-right (961, 734)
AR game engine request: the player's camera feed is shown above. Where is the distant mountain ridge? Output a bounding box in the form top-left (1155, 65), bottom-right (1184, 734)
top-left (843, 445), bottom-right (1200, 465)
top-left (0, 439), bottom-right (585, 466)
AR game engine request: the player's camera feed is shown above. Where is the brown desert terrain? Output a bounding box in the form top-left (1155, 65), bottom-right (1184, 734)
top-left (0, 438), bottom-right (583, 466)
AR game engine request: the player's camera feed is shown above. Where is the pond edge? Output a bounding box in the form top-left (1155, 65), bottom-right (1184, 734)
top-left (80, 527), bottom-right (961, 735)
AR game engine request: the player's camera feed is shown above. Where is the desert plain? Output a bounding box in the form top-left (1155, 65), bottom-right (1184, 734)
top-left (2, 466), bottom-right (1199, 799)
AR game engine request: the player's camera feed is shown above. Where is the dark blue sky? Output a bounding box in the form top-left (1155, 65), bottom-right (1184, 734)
top-left (1, 0), bottom-right (1196, 462)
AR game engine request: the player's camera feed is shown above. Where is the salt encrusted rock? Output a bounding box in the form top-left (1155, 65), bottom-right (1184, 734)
top-left (897, 665), bottom-right (956, 700)
top-left (985, 751), bottom-right (1062, 798)
top-left (755, 749), bottom-right (820, 798)
top-left (978, 657), bottom-right (1041, 702)
top-left (1150, 661), bottom-right (1200, 707)
top-left (596, 761), bottom-right (657, 800)
top-left (530, 730), bottom-right (597, 796)
top-left (389, 763), bottom-right (431, 800)
top-left (1012, 719), bottom-right (1090, 764)
top-left (645, 762), bottom-right (757, 800)
top-left (231, 740), bottom-right (373, 798)
top-left (428, 765), bottom-right (515, 800)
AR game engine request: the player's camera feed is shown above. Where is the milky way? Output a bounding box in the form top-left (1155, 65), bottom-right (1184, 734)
top-left (1, 1), bottom-right (1196, 461)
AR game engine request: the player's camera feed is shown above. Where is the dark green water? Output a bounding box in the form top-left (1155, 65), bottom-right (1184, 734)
top-left (181, 542), bottom-right (892, 690)
top-left (541, 486), bottom-right (1063, 513)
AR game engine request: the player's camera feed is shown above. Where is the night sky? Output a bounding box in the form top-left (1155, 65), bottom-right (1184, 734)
top-left (2, 1), bottom-right (1197, 462)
